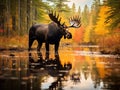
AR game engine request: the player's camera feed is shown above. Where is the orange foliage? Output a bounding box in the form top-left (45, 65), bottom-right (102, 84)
top-left (95, 6), bottom-right (120, 53)
top-left (0, 35), bottom-right (29, 48)
top-left (98, 33), bottom-right (120, 53)
top-left (73, 26), bottom-right (84, 43)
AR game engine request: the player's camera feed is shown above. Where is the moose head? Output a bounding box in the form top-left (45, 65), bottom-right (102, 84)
top-left (48, 11), bottom-right (81, 39)
top-left (28, 11), bottom-right (81, 59)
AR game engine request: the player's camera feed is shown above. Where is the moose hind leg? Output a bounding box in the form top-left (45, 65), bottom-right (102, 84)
top-left (28, 39), bottom-right (34, 51)
top-left (37, 42), bottom-right (43, 59)
top-left (28, 39), bottom-right (35, 63)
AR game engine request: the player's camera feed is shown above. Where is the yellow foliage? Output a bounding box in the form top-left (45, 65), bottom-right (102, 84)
top-left (83, 26), bottom-right (91, 43)
top-left (95, 6), bottom-right (111, 35)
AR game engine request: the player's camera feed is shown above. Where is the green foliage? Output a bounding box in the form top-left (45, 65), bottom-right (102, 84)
top-left (47, 0), bottom-right (70, 12)
top-left (78, 6), bottom-right (81, 15)
top-left (71, 3), bottom-right (76, 13)
top-left (82, 5), bottom-right (90, 27)
top-left (32, 0), bottom-right (50, 22)
top-left (104, 0), bottom-right (120, 29)
top-left (91, 0), bottom-right (100, 25)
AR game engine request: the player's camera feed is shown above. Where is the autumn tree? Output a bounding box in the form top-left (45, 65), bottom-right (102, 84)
top-left (71, 3), bottom-right (76, 13)
top-left (77, 6), bottom-right (81, 15)
top-left (94, 2), bottom-right (120, 54)
top-left (91, 0), bottom-right (100, 25)
top-left (95, 6), bottom-right (109, 36)
top-left (82, 0), bottom-right (101, 44)
top-left (0, 0), bottom-right (6, 36)
top-left (32, 0), bottom-right (49, 23)
top-left (82, 5), bottom-right (89, 27)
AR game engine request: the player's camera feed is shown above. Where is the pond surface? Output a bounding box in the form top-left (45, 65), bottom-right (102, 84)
top-left (0, 46), bottom-right (120, 90)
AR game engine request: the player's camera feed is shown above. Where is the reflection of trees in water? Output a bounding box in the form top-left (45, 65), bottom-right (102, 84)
top-left (90, 57), bottom-right (120, 90)
top-left (82, 61), bottom-right (90, 80)
top-left (102, 74), bottom-right (120, 90)
top-left (0, 53), bottom-right (43, 90)
top-left (96, 57), bottom-right (120, 90)
top-left (26, 75), bottom-right (43, 90)
top-left (101, 58), bottom-right (120, 90)
top-left (91, 60), bottom-right (101, 89)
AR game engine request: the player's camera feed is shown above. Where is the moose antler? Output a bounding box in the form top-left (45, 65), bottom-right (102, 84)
top-left (48, 10), bottom-right (65, 26)
top-left (48, 11), bottom-right (81, 28)
top-left (68, 16), bottom-right (81, 28)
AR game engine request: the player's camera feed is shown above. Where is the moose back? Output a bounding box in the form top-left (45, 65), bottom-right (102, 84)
top-left (28, 11), bottom-right (81, 59)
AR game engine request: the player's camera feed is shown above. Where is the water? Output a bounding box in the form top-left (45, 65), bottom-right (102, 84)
top-left (0, 46), bottom-right (120, 90)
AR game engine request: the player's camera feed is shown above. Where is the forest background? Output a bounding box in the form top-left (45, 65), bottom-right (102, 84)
top-left (0, 0), bottom-right (120, 54)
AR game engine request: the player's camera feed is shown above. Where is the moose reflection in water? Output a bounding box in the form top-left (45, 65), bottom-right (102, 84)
top-left (28, 11), bottom-right (81, 59)
top-left (29, 54), bottom-right (72, 90)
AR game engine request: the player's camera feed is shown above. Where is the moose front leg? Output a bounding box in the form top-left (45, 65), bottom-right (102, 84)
top-left (55, 43), bottom-right (59, 59)
top-left (37, 43), bottom-right (43, 60)
top-left (45, 43), bottom-right (49, 60)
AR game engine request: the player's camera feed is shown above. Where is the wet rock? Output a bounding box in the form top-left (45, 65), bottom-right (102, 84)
top-left (9, 53), bottom-right (15, 57)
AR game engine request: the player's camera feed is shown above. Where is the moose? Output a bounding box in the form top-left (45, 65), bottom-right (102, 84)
top-left (28, 11), bottom-right (81, 59)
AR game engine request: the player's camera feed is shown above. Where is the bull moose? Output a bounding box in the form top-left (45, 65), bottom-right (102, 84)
top-left (28, 11), bottom-right (81, 59)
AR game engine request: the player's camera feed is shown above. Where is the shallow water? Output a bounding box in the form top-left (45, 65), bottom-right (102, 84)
top-left (0, 46), bottom-right (120, 90)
